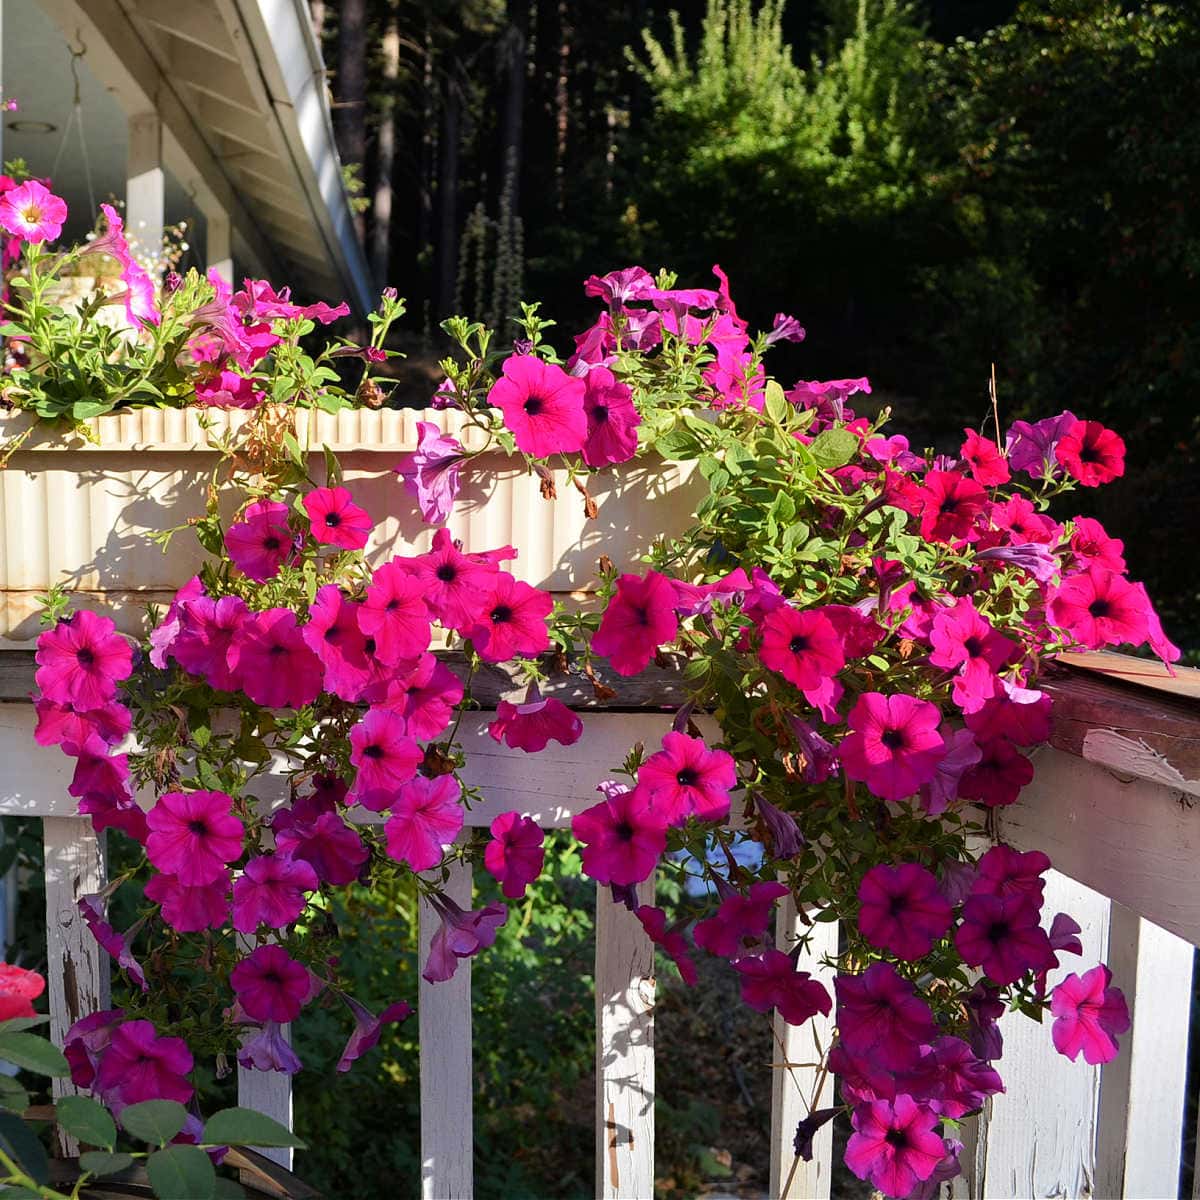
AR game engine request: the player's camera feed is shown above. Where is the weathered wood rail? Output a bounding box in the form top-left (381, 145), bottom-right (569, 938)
top-left (1, 650), bottom-right (1198, 1198)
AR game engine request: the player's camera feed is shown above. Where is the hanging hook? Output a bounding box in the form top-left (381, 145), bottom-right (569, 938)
top-left (67, 29), bottom-right (87, 108)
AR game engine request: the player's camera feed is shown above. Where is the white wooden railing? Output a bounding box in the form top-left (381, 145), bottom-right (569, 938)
top-left (0, 650), bottom-right (1198, 1199)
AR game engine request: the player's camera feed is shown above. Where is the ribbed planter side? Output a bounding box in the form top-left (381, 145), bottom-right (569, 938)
top-left (0, 410), bottom-right (703, 646)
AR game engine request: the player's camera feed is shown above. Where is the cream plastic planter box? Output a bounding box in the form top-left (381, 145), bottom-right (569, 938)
top-left (0, 408), bottom-right (703, 647)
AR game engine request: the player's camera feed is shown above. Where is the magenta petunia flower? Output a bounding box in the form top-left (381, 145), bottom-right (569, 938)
top-left (303, 584), bottom-right (373, 700)
top-left (78, 896), bottom-right (147, 993)
top-left (925, 1036), bottom-right (1004, 1117)
top-left (335, 996), bottom-right (413, 1073)
top-left (231, 945), bottom-right (312, 1023)
top-left (359, 561), bottom-right (432, 666)
top-left (960, 429), bottom-right (1010, 486)
top-left (422, 892), bottom-right (508, 983)
top-left (918, 727), bottom-right (982, 816)
top-left (488, 353), bottom-right (588, 457)
top-left (857, 864), bottom-right (953, 961)
top-left (1069, 516), bottom-right (1126, 574)
top-left (839, 693), bottom-right (945, 803)
top-left (734, 950), bottom-right (832, 1026)
top-left (571, 785), bottom-right (668, 886)
top-left (484, 812), bottom-right (545, 899)
top-left (145, 790), bottom-right (244, 886)
top-left (928, 598), bottom-right (1015, 714)
top-left (754, 793), bottom-right (804, 858)
top-left (1006, 410), bottom-right (1077, 478)
top-left (395, 421), bottom-right (467, 525)
top-left (1055, 419), bottom-right (1125, 487)
top-left (35, 697), bottom-right (131, 751)
top-left (970, 844), bottom-right (1050, 904)
top-left (95, 1020), bottom-right (194, 1112)
top-left (844, 1095), bottom-right (946, 1198)
top-left (228, 607), bottom-right (324, 709)
top-left (488, 691), bottom-right (583, 753)
top-left (385, 653), bottom-right (464, 739)
top-left (1050, 964), bottom-right (1130, 1064)
top-left (67, 737), bottom-right (130, 799)
top-left (225, 500), bottom-right (294, 582)
top-left (145, 870), bottom-right (229, 933)
top-left (916, 470), bottom-right (987, 543)
top-left (64, 1008), bottom-right (126, 1091)
top-left (758, 606), bottom-right (845, 691)
top-left (0, 180), bottom-right (67, 242)
top-left (1049, 566), bottom-right (1150, 649)
top-left (170, 593), bottom-right (248, 692)
top-left (468, 573), bottom-right (553, 663)
top-left (635, 905), bottom-right (697, 986)
top-left (591, 570), bottom-right (679, 677)
top-left (965, 679), bottom-right (1053, 746)
top-left (955, 893), bottom-right (1054, 985)
top-left (383, 774), bottom-right (465, 870)
top-left (273, 808), bottom-right (368, 886)
top-left (83, 204), bottom-right (159, 326)
top-left (233, 854), bottom-right (319, 932)
top-left (976, 541), bottom-right (1060, 584)
top-left (990, 493), bottom-right (1058, 544)
top-left (394, 528), bottom-right (503, 633)
top-left (633, 731), bottom-right (737, 825)
top-left (35, 610), bottom-right (133, 711)
top-left (581, 365), bottom-right (640, 467)
top-left (694, 880), bottom-right (789, 959)
top-left (583, 265), bottom-right (655, 306)
top-left (77, 785), bottom-right (149, 844)
top-left (957, 737), bottom-right (1034, 807)
top-left (238, 1021), bottom-right (302, 1075)
top-left (348, 707), bottom-right (423, 811)
top-left (303, 486), bottom-right (373, 550)
top-left (835, 963), bottom-right (939, 1071)
top-left (194, 367), bottom-right (262, 408)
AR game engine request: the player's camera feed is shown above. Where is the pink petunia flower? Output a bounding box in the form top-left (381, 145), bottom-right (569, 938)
top-left (232, 854), bottom-right (319, 932)
top-left (1069, 516), bottom-right (1126, 573)
top-left (1049, 566), bottom-right (1150, 649)
top-left (488, 353), bottom-right (588, 456)
top-left (957, 737), bottom-right (1034, 807)
top-left (571, 784), bottom-right (668, 886)
top-left (77, 784), bottom-right (149, 844)
top-left (384, 653), bottom-right (464, 739)
top-left (1055, 419), bottom-right (1125, 487)
top-left (758, 606), bottom-right (845, 691)
top-left (918, 727), bottom-right (982, 816)
top-left (348, 707), bottom-right (423, 811)
top-left (484, 812), bottom-right (545, 899)
top-left (65, 1009), bottom-right (126, 1091)
top-left (228, 608), bottom-right (324, 709)
top-left (145, 790), bottom-right (243, 886)
top-left (916, 470), bottom-right (987, 543)
top-left (83, 203), bottom-right (159, 326)
top-left (422, 892), bottom-right (508, 983)
top-left (591, 570), bottom-right (679, 677)
top-left (94, 1020), bottom-right (194, 1111)
top-left (955, 893), bottom-right (1054, 985)
top-left (857, 864), bottom-right (953, 961)
top-left (0, 180), bottom-right (67, 242)
top-left (635, 905), bottom-right (697, 986)
top-left (237, 1021), bottom-right (302, 1075)
top-left (694, 880), bottom-right (789, 959)
top-left (928, 598), bottom-right (1015, 714)
top-left (395, 421), bottom-right (467, 525)
top-left (35, 610), bottom-right (133, 711)
top-left (194, 367), bottom-right (262, 408)
top-left (169, 593), bottom-right (248, 692)
top-left (839, 693), bottom-right (945, 803)
top-left (844, 1095), bottom-right (946, 1198)
top-left (970, 844), bottom-right (1050, 904)
top-left (488, 690), bottom-right (583, 753)
top-left (225, 500), bottom-right (294, 582)
top-left (145, 870), bottom-right (230, 933)
top-left (272, 807), bottom-right (368, 886)
top-left (1050, 964), bottom-right (1130, 1064)
top-left (0, 965), bottom-right (44, 1022)
top-left (231, 945), bottom-right (312, 1023)
top-left (468, 574), bottom-right (553, 663)
top-left (78, 896), bottom-right (147, 992)
top-left (734, 950), bottom-right (832, 1026)
top-left (1006, 410), bottom-right (1077, 478)
top-left (359, 561), bottom-right (432, 666)
top-left (303, 486), bottom-right (373, 550)
top-left (335, 996), bottom-right (413, 1073)
top-left (394, 528), bottom-right (507, 633)
top-left (383, 774), bottom-right (465, 870)
top-left (303, 585), bottom-right (373, 699)
top-left (835, 963), bottom-right (939, 1071)
top-left (581, 365), bottom-right (640, 467)
top-left (633, 731), bottom-right (737, 825)
top-left (67, 737), bottom-right (130, 800)
top-left (964, 680), bottom-right (1053, 746)
top-left (960, 429), bottom-right (1010, 486)
top-left (925, 1036), bottom-right (1004, 1118)
top-left (35, 696), bottom-right (130, 750)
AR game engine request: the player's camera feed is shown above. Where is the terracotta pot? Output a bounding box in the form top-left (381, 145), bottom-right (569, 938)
top-left (0, 408), bottom-right (703, 646)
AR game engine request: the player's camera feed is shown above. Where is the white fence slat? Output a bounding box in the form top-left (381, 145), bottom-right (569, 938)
top-left (963, 870), bottom-right (1110, 1199)
top-left (419, 859), bottom-right (474, 1200)
top-left (999, 746), bottom-right (1200, 947)
top-left (595, 878), bottom-right (655, 1200)
top-left (43, 816), bottom-right (109, 1157)
top-left (769, 897), bottom-right (837, 1200)
top-left (0, 707), bottom-right (77, 817)
top-left (1095, 904), bottom-right (1192, 1200)
top-left (236, 1030), bottom-right (294, 1170)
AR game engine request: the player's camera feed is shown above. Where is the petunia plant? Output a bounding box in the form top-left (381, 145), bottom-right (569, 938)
top-left (17, 197), bottom-right (1179, 1196)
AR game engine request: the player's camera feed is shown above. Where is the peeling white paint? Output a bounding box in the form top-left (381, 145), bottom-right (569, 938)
top-left (1081, 728), bottom-right (1200, 798)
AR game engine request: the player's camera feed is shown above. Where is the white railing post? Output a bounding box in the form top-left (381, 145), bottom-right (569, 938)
top-left (127, 112), bottom-right (165, 271)
top-left (206, 209), bottom-right (234, 288)
top-left (595, 879), bottom-right (655, 1200)
top-left (419, 859), bottom-right (474, 1200)
top-left (768, 897), bottom-right (837, 1200)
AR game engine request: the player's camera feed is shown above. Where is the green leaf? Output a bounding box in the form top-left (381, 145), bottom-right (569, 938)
top-left (653, 428), bottom-right (702, 460)
top-left (809, 428), bottom-right (859, 470)
top-left (71, 399), bottom-right (116, 420)
top-left (120, 1100), bottom-right (189, 1146)
top-left (79, 1150), bottom-right (135, 1177)
top-left (0, 1110), bottom-right (49, 1185)
top-left (0, 1074), bottom-right (28, 1113)
top-left (202, 1107), bottom-right (306, 1150)
top-left (0, 1032), bottom-right (68, 1077)
top-left (0, 1017), bottom-right (48, 1036)
top-left (763, 379), bottom-right (789, 423)
top-left (56, 1094), bottom-right (117, 1150)
top-left (146, 1145), bottom-right (216, 1200)
top-left (281, 432), bottom-right (305, 468)
top-left (322, 444), bottom-right (343, 487)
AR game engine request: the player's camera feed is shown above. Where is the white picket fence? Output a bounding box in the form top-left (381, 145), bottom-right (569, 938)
top-left (1, 657), bottom-right (1198, 1199)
